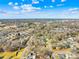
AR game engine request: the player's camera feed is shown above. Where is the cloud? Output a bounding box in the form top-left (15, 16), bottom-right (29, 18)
top-left (20, 4), bottom-right (41, 12)
top-left (56, 4), bottom-right (64, 6)
top-left (0, 10), bottom-right (8, 15)
top-left (63, 8), bottom-right (79, 15)
top-left (7, 11), bottom-right (20, 15)
top-left (50, 5), bottom-right (53, 8)
top-left (0, 10), bottom-right (9, 16)
top-left (22, 0), bottom-right (25, 2)
top-left (52, 0), bottom-right (66, 3)
top-left (52, 0), bottom-right (55, 2)
top-left (13, 6), bottom-right (20, 10)
top-left (71, 11), bottom-right (78, 14)
top-left (8, 1), bottom-right (41, 12)
top-left (8, 2), bottom-right (20, 10)
top-left (0, 10), bottom-right (6, 14)
top-left (44, 6), bottom-right (47, 8)
top-left (8, 2), bottom-right (18, 6)
top-left (32, 0), bottom-right (39, 4)
top-left (68, 8), bottom-right (79, 11)
top-left (44, 5), bottom-right (53, 8)
top-left (68, 8), bottom-right (79, 14)
top-left (61, 0), bottom-right (66, 2)
top-left (8, 2), bottom-right (13, 6)
top-left (14, 2), bottom-right (18, 5)
top-left (0, 9), bottom-right (21, 16)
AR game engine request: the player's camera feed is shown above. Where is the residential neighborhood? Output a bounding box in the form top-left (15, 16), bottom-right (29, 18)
top-left (0, 20), bottom-right (79, 59)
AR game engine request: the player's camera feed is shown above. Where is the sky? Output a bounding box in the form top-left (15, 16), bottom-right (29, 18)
top-left (0, 0), bottom-right (79, 19)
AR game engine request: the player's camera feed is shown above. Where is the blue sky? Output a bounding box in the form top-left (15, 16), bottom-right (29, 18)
top-left (0, 0), bottom-right (79, 19)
